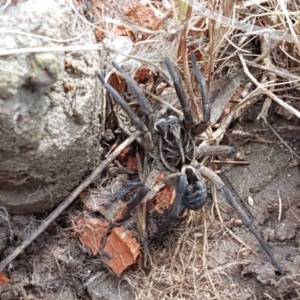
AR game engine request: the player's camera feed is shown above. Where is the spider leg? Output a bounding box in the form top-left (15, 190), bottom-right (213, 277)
top-left (158, 136), bottom-right (177, 172)
top-left (197, 164), bottom-right (285, 275)
top-left (105, 181), bottom-right (143, 209)
top-left (123, 168), bottom-right (162, 219)
top-left (123, 185), bottom-right (150, 220)
top-left (157, 173), bottom-right (187, 243)
top-left (164, 54), bottom-right (211, 135)
top-left (164, 58), bottom-right (195, 128)
top-left (112, 61), bottom-right (155, 134)
top-left (96, 71), bottom-right (153, 150)
top-left (191, 52), bottom-right (210, 125)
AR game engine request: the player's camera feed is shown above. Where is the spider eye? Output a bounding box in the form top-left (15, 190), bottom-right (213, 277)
top-left (154, 116), bottom-right (180, 135)
top-left (168, 115), bottom-right (180, 127)
top-left (154, 118), bottom-right (168, 133)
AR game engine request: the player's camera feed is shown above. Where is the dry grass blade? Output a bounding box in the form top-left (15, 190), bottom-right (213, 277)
top-left (243, 59), bottom-right (300, 81)
top-left (239, 53), bottom-right (300, 120)
top-left (211, 185), bottom-right (256, 255)
top-left (183, 0), bottom-right (300, 43)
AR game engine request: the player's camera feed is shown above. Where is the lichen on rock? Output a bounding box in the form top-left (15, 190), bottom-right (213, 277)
top-left (0, 0), bottom-right (103, 213)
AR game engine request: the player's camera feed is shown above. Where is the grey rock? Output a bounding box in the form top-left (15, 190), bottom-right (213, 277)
top-left (0, 0), bottom-right (103, 212)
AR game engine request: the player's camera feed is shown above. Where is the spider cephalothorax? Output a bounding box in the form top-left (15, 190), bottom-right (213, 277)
top-left (96, 53), bottom-right (284, 275)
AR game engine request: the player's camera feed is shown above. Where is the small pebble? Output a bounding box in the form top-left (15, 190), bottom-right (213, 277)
top-left (233, 219), bottom-right (243, 226)
top-left (235, 150), bottom-right (246, 161)
top-left (129, 126), bottom-right (136, 132)
top-left (240, 249), bottom-right (251, 257)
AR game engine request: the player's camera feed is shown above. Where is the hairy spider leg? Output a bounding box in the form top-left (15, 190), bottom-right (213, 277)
top-left (122, 185), bottom-right (151, 220)
top-left (198, 164), bottom-right (285, 275)
top-left (112, 61), bottom-right (155, 134)
top-left (96, 71), bottom-right (153, 150)
top-left (164, 57), bottom-right (195, 128)
top-left (121, 169), bottom-right (163, 219)
top-left (191, 52), bottom-right (211, 133)
top-left (164, 55), bottom-right (211, 135)
top-left (157, 174), bottom-right (187, 243)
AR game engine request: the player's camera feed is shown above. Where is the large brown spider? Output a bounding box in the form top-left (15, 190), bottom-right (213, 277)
top-left (96, 53), bottom-right (284, 275)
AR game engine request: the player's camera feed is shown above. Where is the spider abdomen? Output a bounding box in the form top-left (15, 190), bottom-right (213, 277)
top-left (182, 172), bottom-right (208, 211)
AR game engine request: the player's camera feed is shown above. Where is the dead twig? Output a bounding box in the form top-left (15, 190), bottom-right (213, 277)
top-left (244, 59), bottom-right (300, 81)
top-left (264, 120), bottom-right (300, 161)
top-left (0, 131), bottom-right (141, 272)
top-left (257, 35), bottom-right (278, 121)
top-left (252, 39), bottom-right (282, 64)
top-left (239, 53), bottom-right (300, 119)
top-left (211, 160), bottom-right (250, 165)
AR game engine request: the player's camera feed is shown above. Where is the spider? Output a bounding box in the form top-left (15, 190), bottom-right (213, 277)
top-left (96, 53), bottom-right (284, 275)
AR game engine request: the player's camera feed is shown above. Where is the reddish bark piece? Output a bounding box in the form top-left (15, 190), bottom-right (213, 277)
top-left (115, 26), bottom-right (135, 41)
top-left (153, 186), bottom-right (176, 212)
top-left (102, 227), bottom-right (141, 276)
top-left (75, 218), bottom-right (109, 255)
top-left (110, 144), bottom-right (132, 163)
top-left (117, 146), bottom-right (132, 163)
top-left (127, 156), bottom-right (138, 171)
top-left (154, 172), bottom-right (165, 184)
top-left (109, 73), bottom-right (126, 92)
top-left (0, 272), bottom-right (9, 285)
top-left (134, 68), bottom-right (153, 90)
top-left (122, 3), bottom-right (162, 30)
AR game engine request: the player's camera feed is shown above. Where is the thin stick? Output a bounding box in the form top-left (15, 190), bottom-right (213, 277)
top-left (0, 43), bottom-right (101, 56)
top-left (144, 89), bottom-right (183, 117)
top-left (244, 59), bottom-right (300, 81)
top-left (277, 190), bottom-right (282, 222)
top-left (264, 120), bottom-right (300, 161)
top-left (0, 0), bottom-right (11, 11)
top-left (202, 206), bottom-right (218, 296)
top-left (211, 160), bottom-right (250, 165)
top-left (239, 53), bottom-right (300, 119)
top-left (0, 131), bottom-right (141, 272)
top-left (252, 39), bottom-right (282, 64)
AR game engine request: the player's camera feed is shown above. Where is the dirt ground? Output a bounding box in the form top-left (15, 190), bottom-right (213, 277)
top-left (0, 101), bottom-right (299, 300)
